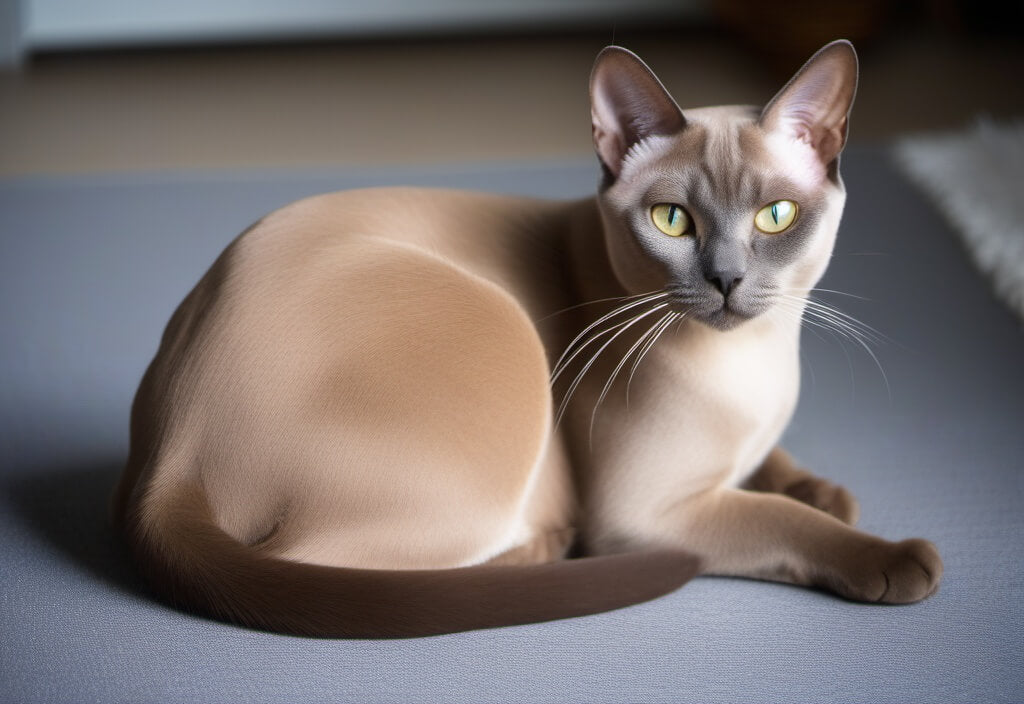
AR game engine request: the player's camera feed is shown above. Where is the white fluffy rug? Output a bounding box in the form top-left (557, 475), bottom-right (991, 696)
top-left (894, 119), bottom-right (1024, 321)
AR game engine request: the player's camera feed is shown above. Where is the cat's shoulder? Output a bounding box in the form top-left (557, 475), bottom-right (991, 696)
top-left (237, 186), bottom-right (573, 259)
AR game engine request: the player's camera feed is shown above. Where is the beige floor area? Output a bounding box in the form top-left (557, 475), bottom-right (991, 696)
top-left (1, 28), bottom-right (1022, 177)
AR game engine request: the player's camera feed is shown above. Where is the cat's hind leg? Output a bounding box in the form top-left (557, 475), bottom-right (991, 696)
top-left (236, 236), bottom-right (561, 571)
top-left (743, 447), bottom-right (859, 526)
top-left (484, 527), bottom-right (576, 566)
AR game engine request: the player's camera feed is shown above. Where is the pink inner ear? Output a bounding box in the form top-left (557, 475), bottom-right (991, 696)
top-left (776, 76), bottom-right (844, 148)
top-left (592, 121), bottom-right (626, 175)
top-left (760, 44), bottom-right (857, 167)
top-left (784, 117), bottom-right (815, 145)
top-left (589, 48), bottom-right (686, 177)
top-left (765, 92), bottom-right (848, 165)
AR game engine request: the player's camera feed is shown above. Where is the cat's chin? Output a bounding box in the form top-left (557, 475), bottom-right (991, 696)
top-left (693, 304), bottom-right (756, 332)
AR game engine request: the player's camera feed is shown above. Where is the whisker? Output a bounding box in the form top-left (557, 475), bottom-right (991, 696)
top-left (783, 286), bottom-right (870, 302)
top-left (811, 302), bottom-right (907, 357)
top-left (554, 302), bottom-right (670, 428)
top-left (765, 307), bottom-right (817, 389)
top-left (536, 289), bottom-right (661, 323)
top-left (807, 287), bottom-right (870, 301)
top-left (550, 291), bottom-right (669, 379)
top-left (626, 311), bottom-right (682, 407)
top-left (778, 293), bottom-right (890, 347)
top-left (774, 296), bottom-right (860, 345)
top-left (769, 298), bottom-right (831, 347)
top-left (803, 308), bottom-right (891, 370)
top-left (798, 302), bottom-right (881, 345)
top-left (798, 308), bottom-right (860, 399)
top-left (804, 306), bottom-right (892, 400)
top-left (551, 313), bottom-right (642, 385)
top-left (803, 299), bottom-right (887, 344)
top-left (772, 294), bottom-right (888, 400)
top-left (799, 293), bottom-right (890, 341)
top-left (589, 310), bottom-right (675, 443)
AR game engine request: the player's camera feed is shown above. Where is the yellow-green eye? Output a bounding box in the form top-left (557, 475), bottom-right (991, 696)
top-left (651, 203), bottom-right (691, 237)
top-left (754, 200), bottom-right (798, 234)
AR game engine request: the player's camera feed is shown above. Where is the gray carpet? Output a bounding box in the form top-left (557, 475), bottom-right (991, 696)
top-left (1, 147), bottom-right (1022, 703)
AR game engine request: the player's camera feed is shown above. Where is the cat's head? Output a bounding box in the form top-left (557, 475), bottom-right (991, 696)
top-left (590, 41), bottom-right (858, 330)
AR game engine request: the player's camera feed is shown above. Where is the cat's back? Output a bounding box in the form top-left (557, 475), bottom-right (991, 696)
top-left (200, 185), bottom-right (581, 346)
top-left (239, 186), bottom-right (570, 281)
top-left (163, 186), bottom-right (571, 397)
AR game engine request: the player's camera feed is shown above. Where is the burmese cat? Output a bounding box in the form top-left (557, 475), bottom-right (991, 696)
top-left (113, 40), bottom-right (942, 638)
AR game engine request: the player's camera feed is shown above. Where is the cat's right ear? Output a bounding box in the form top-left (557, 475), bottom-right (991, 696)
top-left (590, 46), bottom-right (686, 180)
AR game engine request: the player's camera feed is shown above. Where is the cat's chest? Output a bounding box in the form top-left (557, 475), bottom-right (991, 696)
top-left (674, 332), bottom-right (795, 427)
top-left (684, 332), bottom-right (798, 420)
top-left (588, 323), bottom-right (801, 489)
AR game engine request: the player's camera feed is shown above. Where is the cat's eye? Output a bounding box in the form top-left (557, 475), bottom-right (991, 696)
top-left (754, 200), bottom-right (798, 234)
top-left (651, 203), bottom-right (692, 237)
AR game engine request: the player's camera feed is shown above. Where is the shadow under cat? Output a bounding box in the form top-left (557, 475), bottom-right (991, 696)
top-left (4, 460), bottom-right (150, 603)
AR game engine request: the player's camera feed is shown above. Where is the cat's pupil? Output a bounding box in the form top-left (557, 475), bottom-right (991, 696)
top-left (771, 203), bottom-right (779, 224)
top-left (668, 205), bottom-right (678, 225)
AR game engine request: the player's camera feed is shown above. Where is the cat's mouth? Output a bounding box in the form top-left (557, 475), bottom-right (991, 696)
top-left (675, 296), bottom-right (758, 331)
top-left (702, 302), bottom-right (752, 330)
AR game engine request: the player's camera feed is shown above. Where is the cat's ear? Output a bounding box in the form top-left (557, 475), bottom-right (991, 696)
top-left (590, 46), bottom-right (686, 179)
top-left (759, 40), bottom-right (858, 169)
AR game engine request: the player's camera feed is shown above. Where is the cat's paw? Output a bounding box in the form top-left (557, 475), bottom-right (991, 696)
top-left (832, 538), bottom-right (943, 604)
top-left (877, 539), bottom-right (943, 603)
top-left (784, 477), bottom-right (860, 525)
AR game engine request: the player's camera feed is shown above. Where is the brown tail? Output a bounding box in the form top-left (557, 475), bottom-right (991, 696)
top-left (121, 482), bottom-right (699, 638)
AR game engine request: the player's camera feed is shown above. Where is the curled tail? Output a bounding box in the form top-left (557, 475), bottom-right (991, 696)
top-left (120, 482), bottom-right (699, 638)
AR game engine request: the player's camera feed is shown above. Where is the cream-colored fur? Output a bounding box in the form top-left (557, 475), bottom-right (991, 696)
top-left (114, 41), bottom-right (941, 638)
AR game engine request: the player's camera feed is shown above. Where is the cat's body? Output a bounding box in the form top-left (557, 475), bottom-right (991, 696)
top-left (114, 42), bottom-right (942, 638)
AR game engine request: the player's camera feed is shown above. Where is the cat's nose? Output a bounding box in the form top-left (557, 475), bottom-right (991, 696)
top-left (706, 270), bottom-right (743, 297)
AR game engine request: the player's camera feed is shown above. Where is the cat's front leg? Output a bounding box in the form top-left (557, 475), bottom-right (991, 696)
top-left (744, 447), bottom-right (859, 526)
top-left (664, 489), bottom-right (942, 603)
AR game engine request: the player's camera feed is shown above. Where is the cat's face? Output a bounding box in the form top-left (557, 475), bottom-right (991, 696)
top-left (591, 43), bottom-right (858, 330)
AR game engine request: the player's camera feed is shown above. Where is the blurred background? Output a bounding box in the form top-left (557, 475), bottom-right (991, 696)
top-left (0, 0), bottom-right (1022, 176)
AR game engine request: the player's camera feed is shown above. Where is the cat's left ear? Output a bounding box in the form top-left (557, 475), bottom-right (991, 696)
top-left (759, 40), bottom-right (859, 169)
top-left (590, 46), bottom-right (686, 179)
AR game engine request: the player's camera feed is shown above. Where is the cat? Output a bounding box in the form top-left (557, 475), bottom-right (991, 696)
top-left (113, 40), bottom-right (942, 638)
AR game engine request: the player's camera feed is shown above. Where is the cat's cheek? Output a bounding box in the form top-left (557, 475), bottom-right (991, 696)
top-left (763, 132), bottom-right (827, 190)
top-left (793, 195), bottom-right (844, 288)
top-left (598, 203), bottom-right (675, 294)
top-left (606, 227), bottom-right (671, 293)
